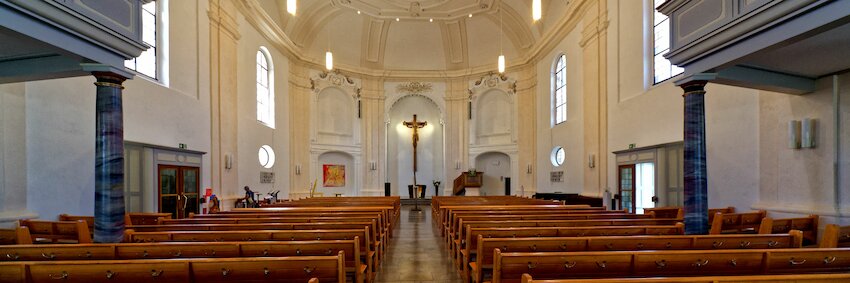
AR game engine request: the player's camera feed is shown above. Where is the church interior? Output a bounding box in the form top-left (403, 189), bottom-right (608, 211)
top-left (1, 0), bottom-right (849, 282)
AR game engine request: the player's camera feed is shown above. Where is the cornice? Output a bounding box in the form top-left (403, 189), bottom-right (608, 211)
top-left (209, 0), bottom-right (241, 40)
top-left (235, 0), bottom-right (593, 79)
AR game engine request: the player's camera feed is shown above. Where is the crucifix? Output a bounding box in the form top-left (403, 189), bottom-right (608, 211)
top-left (403, 114), bottom-right (427, 209)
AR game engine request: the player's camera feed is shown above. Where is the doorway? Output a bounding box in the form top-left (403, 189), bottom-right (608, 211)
top-left (158, 165), bottom-right (200, 219)
top-left (618, 162), bottom-right (656, 213)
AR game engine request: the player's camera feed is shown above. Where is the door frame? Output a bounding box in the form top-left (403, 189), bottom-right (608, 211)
top-left (617, 164), bottom-right (637, 213)
top-left (157, 164), bottom-right (200, 219)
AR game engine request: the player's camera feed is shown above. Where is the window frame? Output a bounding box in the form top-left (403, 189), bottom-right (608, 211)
top-left (650, 0), bottom-right (683, 85)
top-left (552, 53), bottom-right (567, 126)
top-left (256, 47), bottom-right (275, 128)
top-left (125, 0), bottom-right (169, 85)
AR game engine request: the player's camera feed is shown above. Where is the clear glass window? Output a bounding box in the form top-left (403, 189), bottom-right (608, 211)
top-left (553, 54), bottom-right (567, 124)
top-left (652, 0), bottom-right (683, 84)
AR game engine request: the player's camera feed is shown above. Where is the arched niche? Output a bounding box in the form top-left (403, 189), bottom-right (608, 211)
top-left (386, 94), bottom-right (445, 198)
top-left (469, 73), bottom-right (517, 146)
top-left (315, 151), bottom-right (357, 197)
top-left (310, 71), bottom-right (361, 146)
top-left (474, 152), bottom-right (512, 196)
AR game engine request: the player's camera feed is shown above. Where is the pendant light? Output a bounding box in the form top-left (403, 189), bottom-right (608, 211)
top-left (325, 24), bottom-right (333, 71)
top-left (287, 0), bottom-right (296, 15)
top-left (532, 0), bottom-right (541, 21)
top-left (497, 1), bottom-right (505, 73)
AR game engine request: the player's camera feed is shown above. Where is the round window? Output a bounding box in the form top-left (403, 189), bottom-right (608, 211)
top-left (258, 145), bottom-right (276, 169)
top-left (550, 146), bottom-right (565, 166)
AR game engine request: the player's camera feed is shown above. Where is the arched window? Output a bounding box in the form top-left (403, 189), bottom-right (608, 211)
top-left (553, 54), bottom-right (567, 125)
top-left (257, 47), bottom-right (275, 128)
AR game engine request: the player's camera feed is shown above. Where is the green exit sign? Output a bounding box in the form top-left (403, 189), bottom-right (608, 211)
top-left (179, 143), bottom-right (187, 149)
top-left (628, 143), bottom-right (636, 149)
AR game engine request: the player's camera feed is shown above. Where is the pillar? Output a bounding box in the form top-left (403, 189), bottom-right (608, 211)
top-left (92, 72), bottom-right (127, 243)
top-left (682, 80), bottom-right (708, 234)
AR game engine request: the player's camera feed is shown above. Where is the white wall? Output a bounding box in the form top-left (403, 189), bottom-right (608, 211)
top-left (0, 83), bottom-right (33, 224)
top-left (604, 0), bottom-right (760, 211)
top-left (2, 0), bottom-right (212, 219)
top-left (475, 152), bottom-right (511, 196)
top-left (236, 13), bottom-right (291, 199)
top-left (535, 19), bottom-right (584, 194)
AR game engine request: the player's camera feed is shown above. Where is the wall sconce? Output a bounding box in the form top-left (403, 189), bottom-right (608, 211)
top-left (369, 161), bottom-right (377, 171)
top-left (801, 118), bottom-right (816, 148)
top-left (526, 164), bottom-right (532, 174)
top-left (455, 161), bottom-right (461, 170)
top-left (788, 120), bottom-right (801, 149)
top-left (588, 154), bottom-right (596, 169)
top-left (295, 165), bottom-right (301, 175)
top-left (224, 153), bottom-right (232, 170)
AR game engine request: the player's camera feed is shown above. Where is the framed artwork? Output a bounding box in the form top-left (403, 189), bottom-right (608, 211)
top-left (323, 164), bottom-right (345, 187)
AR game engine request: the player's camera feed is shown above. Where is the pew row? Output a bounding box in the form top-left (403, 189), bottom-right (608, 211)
top-left (18, 220), bottom-right (91, 244)
top-left (467, 231), bottom-right (803, 283)
top-left (519, 273), bottom-right (850, 283)
top-left (0, 253), bottom-right (345, 283)
top-left (0, 239), bottom-right (366, 283)
top-left (491, 248), bottom-right (850, 283)
top-left (820, 224), bottom-right (850, 248)
top-left (0, 227), bottom-right (31, 245)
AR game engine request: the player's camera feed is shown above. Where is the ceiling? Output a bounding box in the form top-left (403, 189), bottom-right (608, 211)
top-left (254, 0), bottom-right (573, 71)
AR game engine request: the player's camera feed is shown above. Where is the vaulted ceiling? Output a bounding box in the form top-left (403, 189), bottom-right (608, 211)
top-left (253, 0), bottom-right (574, 71)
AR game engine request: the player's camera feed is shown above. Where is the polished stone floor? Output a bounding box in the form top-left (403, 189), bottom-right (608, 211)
top-left (375, 204), bottom-right (463, 283)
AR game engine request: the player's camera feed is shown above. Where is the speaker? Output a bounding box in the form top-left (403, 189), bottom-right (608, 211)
top-left (384, 183), bottom-right (391, 196)
top-left (504, 177), bottom-right (511, 195)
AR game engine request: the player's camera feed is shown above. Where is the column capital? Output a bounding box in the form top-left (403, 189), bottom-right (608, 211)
top-left (92, 72), bottom-right (129, 89)
top-left (681, 80), bottom-right (708, 97)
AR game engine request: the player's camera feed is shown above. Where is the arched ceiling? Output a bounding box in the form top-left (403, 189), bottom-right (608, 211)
top-left (255, 0), bottom-right (574, 72)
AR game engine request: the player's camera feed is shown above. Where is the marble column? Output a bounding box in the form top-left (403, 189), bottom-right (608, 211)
top-left (682, 81), bottom-right (708, 235)
top-left (93, 72), bottom-right (127, 243)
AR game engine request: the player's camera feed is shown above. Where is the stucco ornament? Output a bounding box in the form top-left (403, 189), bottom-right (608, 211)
top-left (396, 82), bottom-right (433, 95)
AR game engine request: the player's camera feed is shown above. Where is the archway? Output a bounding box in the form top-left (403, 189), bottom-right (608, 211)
top-left (474, 152), bottom-right (511, 196)
top-left (387, 95), bottom-right (444, 198)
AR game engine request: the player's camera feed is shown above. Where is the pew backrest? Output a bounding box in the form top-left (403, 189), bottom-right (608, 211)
top-left (493, 247), bottom-right (850, 283)
top-left (709, 210), bottom-right (766, 234)
top-left (758, 215), bottom-right (818, 245)
top-left (519, 273), bottom-right (850, 283)
top-left (821, 224), bottom-right (850, 248)
top-left (0, 227), bottom-right (32, 245)
top-left (18, 220), bottom-right (91, 244)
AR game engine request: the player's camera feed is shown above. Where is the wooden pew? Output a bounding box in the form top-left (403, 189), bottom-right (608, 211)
top-left (125, 212), bottom-right (172, 226)
top-left (18, 220), bottom-right (91, 244)
top-left (707, 206), bottom-right (735, 223)
top-left (0, 239), bottom-right (367, 283)
top-left (708, 210), bottom-right (766, 234)
top-left (643, 207), bottom-right (683, 219)
top-left (758, 214), bottom-right (818, 245)
top-left (0, 227), bottom-right (32, 245)
top-left (0, 254), bottom-right (345, 283)
top-left (520, 273), bottom-right (850, 283)
top-left (453, 219), bottom-right (682, 259)
top-left (468, 232), bottom-right (803, 283)
top-left (820, 224), bottom-right (850, 248)
top-left (458, 224), bottom-right (686, 272)
top-left (441, 208), bottom-right (624, 238)
top-left (491, 247), bottom-right (850, 283)
top-left (125, 228), bottom-right (376, 280)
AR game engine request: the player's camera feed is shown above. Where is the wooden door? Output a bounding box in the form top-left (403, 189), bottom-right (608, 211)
top-left (158, 165), bottom-right (200, 219)
top-left (618, 164), bottom-right (637, 213)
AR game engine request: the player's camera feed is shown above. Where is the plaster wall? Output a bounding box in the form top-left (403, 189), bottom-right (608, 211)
top-left (9, 0), bottom-right (211, 219)
top-left (605, 0), bottom-right (760, 210)
top-left (535, 19), bottom-right (584, 194)
top-left (236, 13), bottom-right (291, 200)
top-left (0, 83), bottom-right (32, 223)
top-left (755, 73), bottom-right (850, 223)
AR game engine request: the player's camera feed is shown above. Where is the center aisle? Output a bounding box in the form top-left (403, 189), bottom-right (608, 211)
top-left (375, 204), bottom-right (462, 283)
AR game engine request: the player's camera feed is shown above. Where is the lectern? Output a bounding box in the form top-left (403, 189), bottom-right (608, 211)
top-left (453, 172), bottom-right (484, 196)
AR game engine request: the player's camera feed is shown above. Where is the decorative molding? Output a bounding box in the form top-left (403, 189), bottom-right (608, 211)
top-left (396, 82), bottom-right (433, 95)
top-left (311, 71), bottom-right (361, 97)
top-left (469, 72), bottom-right (517, 97)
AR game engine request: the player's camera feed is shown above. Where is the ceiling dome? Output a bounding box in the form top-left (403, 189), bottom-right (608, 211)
top-left (256, 0), bottom-right (574, 72)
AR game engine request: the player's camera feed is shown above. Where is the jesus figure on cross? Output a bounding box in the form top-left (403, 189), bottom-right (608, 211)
top-left (403, 114), bottom-right (427, 197)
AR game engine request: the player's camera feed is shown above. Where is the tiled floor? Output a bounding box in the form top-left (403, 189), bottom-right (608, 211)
top-left (375, 204), bottom-right (463, 283)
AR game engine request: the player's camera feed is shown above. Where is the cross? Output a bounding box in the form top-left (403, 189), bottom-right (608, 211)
top-left (403, 114), bottom-right (427, 172)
